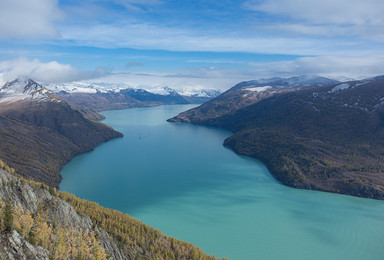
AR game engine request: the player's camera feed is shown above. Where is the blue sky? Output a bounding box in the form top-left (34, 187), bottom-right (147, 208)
top-left (0, 0), bottom-right (384, 90)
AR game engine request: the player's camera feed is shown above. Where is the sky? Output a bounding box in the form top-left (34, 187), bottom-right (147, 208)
top-left (0, 0), bottom-right (384, 90)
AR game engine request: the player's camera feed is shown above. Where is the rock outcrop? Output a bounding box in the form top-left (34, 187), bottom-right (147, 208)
top-left (0, 230), bottom-right (50, 260)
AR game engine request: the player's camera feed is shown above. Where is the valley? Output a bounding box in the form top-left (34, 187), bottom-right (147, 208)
top-left (1, 75), bottom-right (384, 259)
top-left (1, 1), bottom-right (384, 259)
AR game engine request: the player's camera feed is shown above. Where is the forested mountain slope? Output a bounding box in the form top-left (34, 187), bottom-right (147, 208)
top-left (169, 76), bottom-right (384, 199)
top-left (0, 78), bottom-right (123, 187)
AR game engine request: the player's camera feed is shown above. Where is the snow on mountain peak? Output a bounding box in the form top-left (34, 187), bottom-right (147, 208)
top-left (0, 77), bottom-right (59, 104)
top-left (46, 81), bottom-right (222, 98)
top-left (330, 83), bottom-right (351, 93)
top-left (236, 75), bottom-right (340, 90)
top-left (244, 86), bottom-right (272, 92)
top-left (146, 86), bottom-right (179, 96)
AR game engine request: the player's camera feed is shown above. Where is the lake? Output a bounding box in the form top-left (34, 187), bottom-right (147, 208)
top-left (60, 104), bottom-right (384, 260)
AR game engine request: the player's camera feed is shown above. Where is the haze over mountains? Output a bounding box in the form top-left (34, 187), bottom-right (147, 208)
top-left (170, 75), bottom-right (384, 199)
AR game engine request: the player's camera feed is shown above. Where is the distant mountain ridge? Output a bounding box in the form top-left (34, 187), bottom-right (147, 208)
top-left (46, 82), bottom-right (222, 111)
top-left (169, 75), bottom-right (384, 199)
top-left (232, 75), bottom-right (339, 89)
top-left (0, 77), bottom-right (123, 187)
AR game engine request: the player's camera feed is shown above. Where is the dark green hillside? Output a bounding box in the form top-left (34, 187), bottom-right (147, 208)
top-left (169, 76), bottom-right (384, 199)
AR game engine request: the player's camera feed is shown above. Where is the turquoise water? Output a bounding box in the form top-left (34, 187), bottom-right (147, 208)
top-left (60, 105), bottom-right (384, 260)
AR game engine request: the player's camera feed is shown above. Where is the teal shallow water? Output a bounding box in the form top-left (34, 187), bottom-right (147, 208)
top-left (60, 105), bottom-right (384, 260)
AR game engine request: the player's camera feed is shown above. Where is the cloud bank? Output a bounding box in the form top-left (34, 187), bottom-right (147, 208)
top-left (248, 54), bottom-right (384, 80)
top-left (244, 0), bottom-right (384, 41)
top-left (0, 0), bottom-right (62, 39)
top-left (0, 58), bottom-right (109, 85)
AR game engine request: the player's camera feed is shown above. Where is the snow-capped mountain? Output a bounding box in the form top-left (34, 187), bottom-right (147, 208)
top-left (45, 81), bottom-right (222, 98)
top-left (0, 77), bottom-right (60, 104)
top-left (145, 86), bottom-right (181, 96)
top-left (328, 75), bottom-right (384, 93)
top-left (177, 88), bottom-right (222, 98)
top-left (233, 75), bottom-right (340, 90)
top-left (43, 81), bottom-right (222, 111)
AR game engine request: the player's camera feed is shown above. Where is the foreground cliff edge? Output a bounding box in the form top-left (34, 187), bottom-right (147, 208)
top-left (0, 162), bottom-right (223, 259)
top-left (169, 75), bottom-right (384, 200)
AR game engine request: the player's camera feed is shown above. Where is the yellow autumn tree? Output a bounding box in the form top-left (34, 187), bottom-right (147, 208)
top-left (77, 229), bottom-right (91, 260)
top-left (90, 231), bottom-right (107, 260)
top-left (34, 212), bottom-right (53, 249)
top-left (13, 205), bottom-right (34, 236)
top-left (53, 225), bottom-right (69, 260)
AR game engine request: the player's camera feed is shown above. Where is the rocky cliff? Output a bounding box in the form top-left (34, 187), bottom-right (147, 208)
top-left (0, 168), bottom-right (127, 259)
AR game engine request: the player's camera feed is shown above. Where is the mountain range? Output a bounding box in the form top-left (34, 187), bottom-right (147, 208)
top-left (169, 75), bottom-right (384, 199)
top-left (46, 83), bottom-right (222, 111)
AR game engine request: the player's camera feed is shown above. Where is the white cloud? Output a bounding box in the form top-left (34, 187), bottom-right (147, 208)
top-left (60, 22), bottom-right (380, 56)
top-left (245, 0), bottom-right (384, 25)
top-left (78, 54), bottom-right (384, 91)
top-left (2, 54), bottom-right (382, 90)
top-left (0, 0), bottom-right (62, 39)
top-left (247, 54), bottom-right (384, 80)
top-left (0, 58), bottom-right (109, 85)
top-left (244, 0), bottom-right (384, 41)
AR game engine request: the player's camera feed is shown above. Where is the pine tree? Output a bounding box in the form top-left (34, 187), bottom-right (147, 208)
top-left (34, 212), bottom-right (53, 249)
top-left (67, 225), bottom-right (78, 258)
top-left (3, 199), bottom-right (14, 233)
top-left (0, 199), bottom-right (3, 230)
top-left (13, 205), bottom-right (34, 236)
top-left (77, 229), bottom-right (90, 260)
top-left (53, 225), bottom-right (68, 259)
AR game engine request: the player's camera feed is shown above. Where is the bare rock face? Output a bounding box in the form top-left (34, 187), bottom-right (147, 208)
top-left (0, 230), bottom-right (50, 260)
